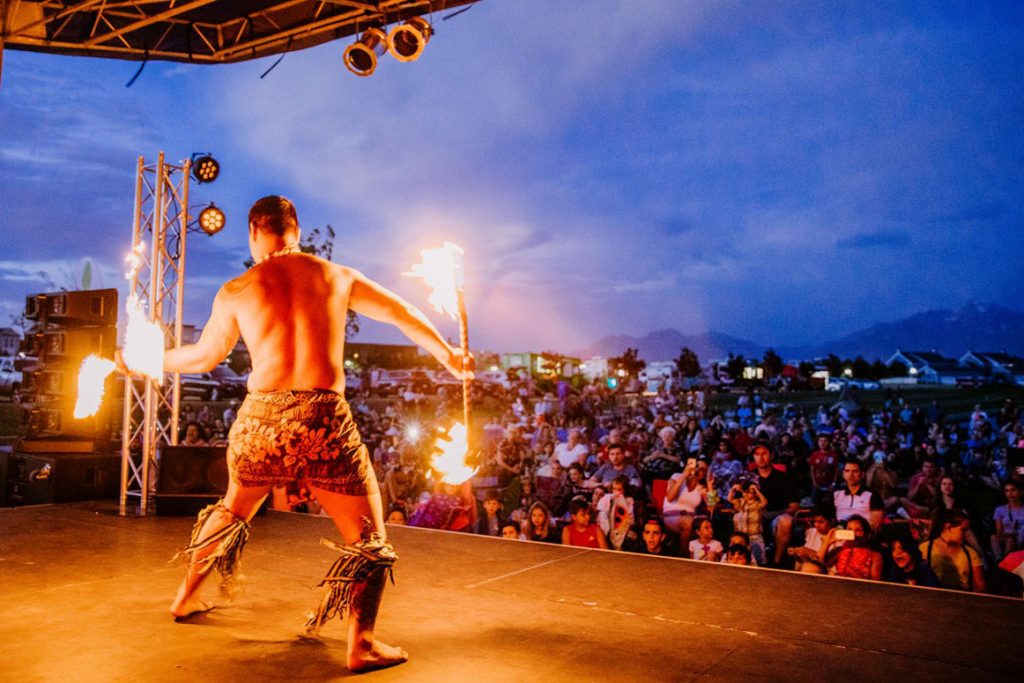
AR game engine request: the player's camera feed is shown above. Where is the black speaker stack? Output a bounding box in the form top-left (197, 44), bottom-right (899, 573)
top-left (0, 289), bottom-right (121, 507)
top-left (154, 445), bottom-right (229, 515)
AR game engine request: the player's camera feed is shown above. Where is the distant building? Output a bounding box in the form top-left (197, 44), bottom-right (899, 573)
top-left (960, 351), bottom-right (1024, 386)
top-left (886, 349), bottom-right (986, 385)
top-left (0, 327), bottom-right (20, 355)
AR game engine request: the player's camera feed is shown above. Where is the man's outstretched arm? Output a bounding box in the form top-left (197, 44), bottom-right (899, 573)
top-left (348, 269), bottom-right (471, 379)
top-left (162, 287), bottom-right (240, 374)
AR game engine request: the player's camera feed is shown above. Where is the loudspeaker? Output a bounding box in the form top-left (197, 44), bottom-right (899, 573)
top-left (2, 452), bottom-right (120, 506)
top-left (155, 445), bottom-right (228, 515)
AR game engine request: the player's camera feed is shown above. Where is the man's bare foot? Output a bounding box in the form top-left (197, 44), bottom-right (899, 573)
top-left (348, 641), bottom-right (408, 673)
top-left (170, 587), bottom-right (214, 620)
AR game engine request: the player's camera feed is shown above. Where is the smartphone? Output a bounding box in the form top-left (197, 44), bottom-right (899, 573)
top-left (686, 458), bottom-right (697, 469)
top-left (835, 529), bottom-right (855, 541)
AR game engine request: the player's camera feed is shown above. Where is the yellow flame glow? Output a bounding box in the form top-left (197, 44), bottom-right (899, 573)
top-left (122, 294), bottom-right (164, 383)
top-left (74, 354), bottom-right (116, 419)
top-left (406, 242), bottom-right (464, 320)
top-left (429, 422), bottom-right (476, 484)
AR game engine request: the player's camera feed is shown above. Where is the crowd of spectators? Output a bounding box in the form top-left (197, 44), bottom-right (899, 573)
top-left (227, 373), bottom-right (1024, 596)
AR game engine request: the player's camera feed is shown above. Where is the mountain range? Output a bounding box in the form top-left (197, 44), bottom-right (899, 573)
top-left (574, 302), bottom-right (1024, 363)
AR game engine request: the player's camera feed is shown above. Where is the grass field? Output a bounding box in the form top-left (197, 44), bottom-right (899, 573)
top-left (2, 386), bottom-right (1021, 442)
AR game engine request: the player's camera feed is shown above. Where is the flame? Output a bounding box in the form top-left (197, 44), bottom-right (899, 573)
top-left (406, 242), bottom-right (464, 320)
top-left (74, 354), bottom-right (116, 419)
top-left (429, 422), bottom-right (477, 484)
top-left (122, 294), bottom-right (165, 383)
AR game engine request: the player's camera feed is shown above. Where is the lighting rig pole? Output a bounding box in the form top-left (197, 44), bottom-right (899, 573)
top-left (119, 153), bottom-right (191, 516)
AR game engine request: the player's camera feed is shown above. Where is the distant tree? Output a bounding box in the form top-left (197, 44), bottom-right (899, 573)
top-left (889, 360), bottom-right (908, 377)
top-left (825, 354), bottom-right (843, 377)
top-left (851, 356), bottom-right (872, 379)
top-left (610, 347), bottom-right (646, 380)
top-left (798, 361), bottom-right (816, 378)
top-left (675, 346), bottom-right (701, 378)
top-left (725, 353), bottom-right (747, 381)
top-left (762, 348), bottom-right (784, 378)
top-left (869, 359), bottom-right (890, 380)
top-left (243, 223), bottom-right (359, 338)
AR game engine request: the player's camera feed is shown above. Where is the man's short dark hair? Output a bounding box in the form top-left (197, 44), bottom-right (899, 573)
top-left (643, 517), bottom-right (667, 534)
top-left (249, 195), bottom-right (298, 236)
top-left (607, 442), bottom-right (624, 452)
top-left (843, 458), bottom-right (865, 472)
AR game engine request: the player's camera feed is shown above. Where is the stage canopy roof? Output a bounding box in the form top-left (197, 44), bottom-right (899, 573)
top-left (0, 0), bottom-right (480, 64)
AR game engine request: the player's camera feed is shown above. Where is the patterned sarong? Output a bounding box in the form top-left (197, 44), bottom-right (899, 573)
top-left (227, 390), bottom-right (376, 495)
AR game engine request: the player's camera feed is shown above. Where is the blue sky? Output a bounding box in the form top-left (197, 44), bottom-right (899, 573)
top-left (1, 1), bottom-right (1022, 354)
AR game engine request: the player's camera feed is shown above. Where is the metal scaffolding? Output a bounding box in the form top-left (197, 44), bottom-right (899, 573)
top-left (120, 152), bottom-right (189, 516)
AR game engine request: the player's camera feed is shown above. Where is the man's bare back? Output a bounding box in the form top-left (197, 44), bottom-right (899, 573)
top-left (225, 253), bottom-right (356, 394)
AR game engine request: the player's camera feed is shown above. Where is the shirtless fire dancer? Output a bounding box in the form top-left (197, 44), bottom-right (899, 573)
top-left (117, 195), bottom-right (471, 672)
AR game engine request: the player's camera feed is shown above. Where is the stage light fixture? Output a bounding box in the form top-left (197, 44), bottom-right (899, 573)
top-left (387, 16), bottom-right (433, 62)
top-left (190, 153), bottom-right (220, 184)
top-left (198, 203), bottom-right (226, 236)
top-left (344, 28), bottom-right (387, 77)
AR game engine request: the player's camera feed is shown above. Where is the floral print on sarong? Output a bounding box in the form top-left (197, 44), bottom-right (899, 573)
top-left (227, 391), bottom-right (375, 495)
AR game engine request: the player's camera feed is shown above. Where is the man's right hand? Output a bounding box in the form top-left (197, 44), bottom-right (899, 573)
top-left (444, 347), bottom-right (475, 381)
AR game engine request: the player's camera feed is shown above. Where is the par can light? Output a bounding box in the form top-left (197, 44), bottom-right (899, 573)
top-left (190, 154), bottom-right (220, 184)
top-left (344, 28), bottom-right (387, 77)
top-left (198, 203), bottom-right (226, 236)
top-left (387, 16), bottom-right (432, 62)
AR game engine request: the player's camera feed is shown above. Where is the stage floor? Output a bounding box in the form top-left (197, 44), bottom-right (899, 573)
top-left (1, 502), bottom-right (1022, 682)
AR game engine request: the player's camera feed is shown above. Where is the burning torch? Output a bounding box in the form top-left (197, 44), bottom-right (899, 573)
top-left (407, 242), bottom-right (476, 484)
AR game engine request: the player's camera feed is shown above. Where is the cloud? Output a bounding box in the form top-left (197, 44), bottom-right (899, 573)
top-left (836, 230), bottom-right (912, 249)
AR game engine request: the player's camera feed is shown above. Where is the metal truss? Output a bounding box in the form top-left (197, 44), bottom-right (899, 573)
top-left (120, 152), bottom-right (189, 516)
top-left (0, 0), bottom-right (480, 64)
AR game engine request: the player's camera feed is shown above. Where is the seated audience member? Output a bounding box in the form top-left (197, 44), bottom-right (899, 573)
top-left (808, 434), bottom-right (840, 506)
top-left (884, 535), bottom-right (940, 587)
top-left (597, 475), bottom-right (636, 551)
top-left (688, 517), bottom-right (723, 562)
top-left (930, 475), bottom-right (986, 559)
top-left (409, 480), bottom-right (476, 532)
top-left (833, 459), bottom-right (884, 530)
top-left (920, 508), bottom-right (986, 593)
top-left (473, 490), bottom-right (504, 537)
top-left (719, 531), bottom-right (759, 566)
top-left (753, 445), bottom-right (799, 566)
top-left (181, 421), bottom-right (209, 446)
top-left (866, 450), bottom-right (899, 511)
top-left (707, 440), bottom-right (744, 502)
top-left (554, 428), bottom-right (590, 468)
top-left (520, 501), bottom-right (560, 543)
top-left (630, 517), bottom-right (680, 557)
top-left (788, 509), bottom-right (835, 571)
top-left (901, 458), bottom-right (941, 518)
top-left (821, 515), bottom-right (883, 581)
top-left (640, 426), bottom-right (683, 480)
top-left (385, 504), bottom-right (408, 526)
top-left (991, 480), bottom-right (1024, 562)
top-left (586, 443), bottom-right (643, 491)
top-left (725, 544), bottom-right (752, 566)
top-left (501, 519), bottom-right (520, 540)
top-left (562, 497), bottom-right (609, 549)
top-left (729, 481), bottom-right (767, 566)
top-left (662, 458), bottom-right (707, 543)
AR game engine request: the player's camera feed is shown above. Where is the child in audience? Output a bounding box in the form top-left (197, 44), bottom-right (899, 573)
top-left (563, 497), bottom-right (609, 549)
top-left (729, 481), bottom-right (767, 565)
top-left (688, 516), bottom-right (723, 561)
